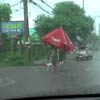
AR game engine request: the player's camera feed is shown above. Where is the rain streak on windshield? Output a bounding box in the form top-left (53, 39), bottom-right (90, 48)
top-left (0, 0), bottom-right (100, 100)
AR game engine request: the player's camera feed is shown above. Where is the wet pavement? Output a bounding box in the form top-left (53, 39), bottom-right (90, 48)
top-left (0, 51), bottom-right (100, 99)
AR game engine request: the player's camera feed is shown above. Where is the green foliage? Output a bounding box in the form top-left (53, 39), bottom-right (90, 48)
top-left (87, 32), bottom-right (99, 44)
top-left (0, 53), bottom-right (6, 62)
top-left (0, 34), bottom-right (11, 53)
top-left (35, 15), bottom-right (56, 37)
top-left (53, 1), bottom-right (84, 16)
top-left (0, 44), bottom-right (51, 66)
top-left (30, 33), bottom-right (40, 43)
top-left (0, 3), bottom-right (12, 21)
top-left (35, 1), bottom-right (94, 42)
top-left (3, 53), bottom-right (26, 66)
top-left (32, 44), bottom-right (50, 60)
top-left (0, 3), bottom-right (12, 52)
top-left (0, 3), bottom-right (12, 32)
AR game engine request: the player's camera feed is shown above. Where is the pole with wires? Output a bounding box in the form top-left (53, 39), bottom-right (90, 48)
top-left (40, 0), bottom-right (53, 10)
top-left (23, 0), bottom-right (30, 62)
top-left (82, 0), bottom-right (84, 10)
top-left (29, 0), bottom-right (51, 15)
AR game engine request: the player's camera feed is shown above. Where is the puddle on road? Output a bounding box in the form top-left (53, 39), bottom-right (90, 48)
top-left (0, 77), bottom-right (15, 87)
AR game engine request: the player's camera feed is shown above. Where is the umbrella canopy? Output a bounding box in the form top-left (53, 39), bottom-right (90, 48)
top-left (42, 27), bottom-right (74, 52)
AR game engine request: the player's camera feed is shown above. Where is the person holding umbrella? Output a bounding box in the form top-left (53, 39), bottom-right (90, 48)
top-left (47, 45), bottom-right (58, 71)
top-left (42, 27), bottom-right (74, 71)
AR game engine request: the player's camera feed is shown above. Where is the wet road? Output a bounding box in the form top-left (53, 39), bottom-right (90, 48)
top-left (0, 51), bottom-right (100, 99)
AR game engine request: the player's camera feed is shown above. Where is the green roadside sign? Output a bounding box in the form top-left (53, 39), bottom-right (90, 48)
top-left (29, 28), bottom-right (36, 35)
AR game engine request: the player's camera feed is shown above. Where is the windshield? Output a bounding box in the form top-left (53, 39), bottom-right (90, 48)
top-left (0, 0), bottom-right (100, 99)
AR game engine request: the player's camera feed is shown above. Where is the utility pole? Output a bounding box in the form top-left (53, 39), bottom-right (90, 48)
top-left (23, 0), bottom-right (30, 62)
top-left (82, 0), bottom-right (84, 10)
top-left (94, 16), bottom-right (100, 34)
top-left (99, 23), bottom-right (100, 36)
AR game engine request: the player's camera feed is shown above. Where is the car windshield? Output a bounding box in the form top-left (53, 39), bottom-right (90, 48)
top-left (0, 0), bottom-right (100, 99)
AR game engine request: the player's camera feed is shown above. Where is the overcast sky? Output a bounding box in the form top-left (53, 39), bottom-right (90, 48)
top-left (1, 0), bottom-right (100, 34)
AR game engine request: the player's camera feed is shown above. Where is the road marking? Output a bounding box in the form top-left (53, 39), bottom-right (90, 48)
top-left (0, 77), bottom-right (15, 88)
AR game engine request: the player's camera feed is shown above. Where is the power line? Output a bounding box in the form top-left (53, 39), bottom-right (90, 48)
top-left (0, 0), bottom-right (22, 7)
top-left (12, 7), bottom-right (23, 13)
top-left (11, 0), bottom-right (22, 7)
top-left (29, 0), bottom-right (51, 15)
top-left (30, 0), bottom-right (51, 14)
top-left (40, 0), bottom-right (53, 10)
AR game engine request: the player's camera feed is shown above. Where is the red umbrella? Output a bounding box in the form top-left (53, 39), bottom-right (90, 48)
top-left (42, 27), bottom-right (74, 52)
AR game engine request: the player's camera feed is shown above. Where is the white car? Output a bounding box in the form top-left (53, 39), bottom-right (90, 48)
top-left (76, 47), bottom-right (93, 60)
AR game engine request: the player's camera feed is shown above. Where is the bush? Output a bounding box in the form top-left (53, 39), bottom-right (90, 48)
top-left (3, 53), bottom-right (26, 66)
top-left (33, 45), bottom-right (50, 60)
top-left (0, 53), bottom-right (6, 62)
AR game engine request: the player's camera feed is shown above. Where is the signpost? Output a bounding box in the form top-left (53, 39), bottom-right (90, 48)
top-left (1, 21), bottom-right (24, 55)
top-left (1, 21), bottom-right (24, 34)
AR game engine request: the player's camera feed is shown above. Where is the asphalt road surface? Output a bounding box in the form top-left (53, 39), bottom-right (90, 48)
top-left (0, 51), bottom-right (100, 100)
